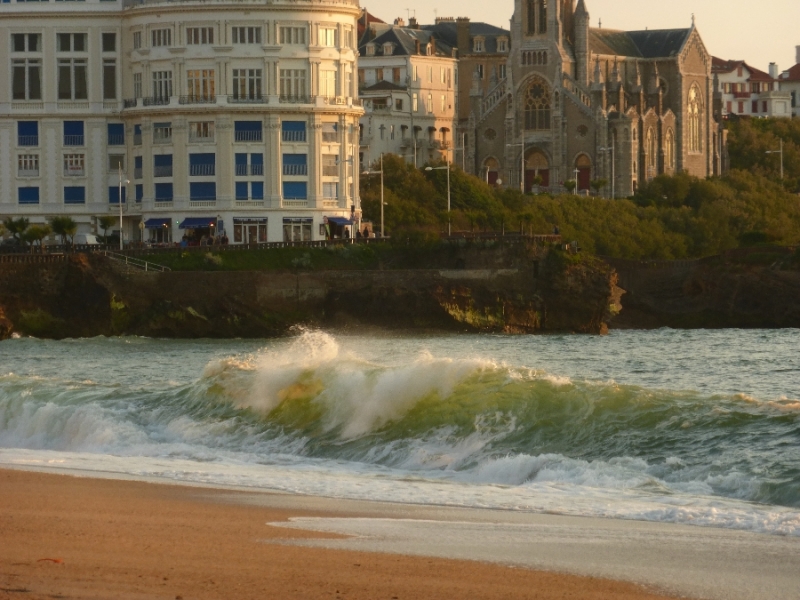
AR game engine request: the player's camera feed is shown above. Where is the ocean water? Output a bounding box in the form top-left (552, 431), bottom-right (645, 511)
top-left (1, 329), bottom-right (799, 536)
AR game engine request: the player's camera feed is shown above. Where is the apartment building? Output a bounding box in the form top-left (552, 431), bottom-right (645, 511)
top-left (712, 57), bottom-right (792, 119)
top-left (0, 0), bottom-right (363, 245)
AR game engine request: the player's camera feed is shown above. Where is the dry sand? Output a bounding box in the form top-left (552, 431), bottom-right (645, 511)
top-left (0, 468), bottom-right (680, 600)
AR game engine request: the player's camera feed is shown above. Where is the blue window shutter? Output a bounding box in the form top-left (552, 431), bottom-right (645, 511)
top-left (18, 121), bottom-right (38, 137)
top-left (18, 187), bottom-right (40, 204)
top-left (251, 153), bottom-right (264, 166)
top-left (251, 182), bottom-right (264, 200)
top-left (134, 124), bottom-right (142, 135)
top-left (64, 186), bottom-right (86, 204)
top-left (134, 156), bottom-right (143, 169)
top-left (154, 154), bottom-right (172, 167)
top-left (135, 184), bottom-right (143, 201)
top-left (234, 121), bottom-right (262, 132)
top-left (190, 182), bottom-right (216, 200)
top-left (235, 182), bottom-right (248, 200)
top-left (64, 121), bottom-right (84, 136)
top-left (107, 123), bottom-right (124, 145)
top-left (108, 186), bottom-right (126, 204)
top-left (282, 121), bottom-right (306, 132)
top-left (155, 183), bottom-right (173, 201)
top-left (283, 182), bottom-right (307, 200)
top-left (282, 154), bottom-right (307, 166)
top-left (189, 153), bottom-right (215, 166)
top-left (235, 153), bottom-right (247, 166)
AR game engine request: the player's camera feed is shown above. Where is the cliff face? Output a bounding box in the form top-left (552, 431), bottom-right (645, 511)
top-left (606, 247), bottom-right (800, 329)
top-left (0, 248), bottom-right (621, 339)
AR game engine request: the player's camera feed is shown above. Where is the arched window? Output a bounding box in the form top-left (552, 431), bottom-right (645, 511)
top-left (539, 0), bottom-right (548, 34)
top-left (688, 85), bottom-right (702, 153)
top-left (665, 129), bottom-right (675, 169)
top-left (646, 128), bottom-right (656, 172)
top-left (524, 77), bottom-right (551, 131)
top-left (527, 0), bottom-right (548, 35)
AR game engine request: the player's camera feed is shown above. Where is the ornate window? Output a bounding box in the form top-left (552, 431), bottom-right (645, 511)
top-left (524, 78), bottom-right (551, 130)
top-left (526, 0), bottom-right (548, 35)
top-left (688, 85), bottom-right (702, 153)
top-left (665, 129), bottom-right (675, 169)
top-left (646, 128), bottom-right (657, 174)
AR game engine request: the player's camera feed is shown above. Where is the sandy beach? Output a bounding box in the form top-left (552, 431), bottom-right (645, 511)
top-left (0, 468), bottom-right (689, 600)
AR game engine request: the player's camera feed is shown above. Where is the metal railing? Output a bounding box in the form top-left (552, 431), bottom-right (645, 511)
top-left (154, 165), bottom-right (173, 177)
top-left (189, 164), bottom-right (215, 176)
top-left (283, 164), bottom-right (308, 176)
top-left (229, 95), bottom-right (266, 104)
top-left (234, 130), bottom-right (263, 142)
top-left (107, 135), bottom-right (125, 146)
top-left (143, 96), bottom-right (170, 106)
top-left (103, 250), bottom-right (171, 272)
top-left (63, 135), bottom-right (84, 146)
top-left (179, 95), bottom-right (216, 105)
top-left (18, 136), bottom-right (39, 147)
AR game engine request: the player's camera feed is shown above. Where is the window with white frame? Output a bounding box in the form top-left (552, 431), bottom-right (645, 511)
top-left (279, 26), bottom-right (306, 45)
top-left (232, 27), bottom-right (261, 44)
top-left (103, 59), bottom-right (117, 100)
top-left (279, 69), bottom-right (307, 98)
top-left (322, 122), bottom-right (338, 143)
top-left (412, 92), bottom-right (418, 112)
top-left (12, 59), bottom-right (41, 100)
top-left (18, 154), bottom-right (39, 176)
top-left (343, 26), bottom-right (353, 49)
top-left (132, 31), bottom-right (142, 50)
top-left (57, 59), bottom-right (87, 100)
top-left (497, 37), bottom-right (508, 52)
top-left (108, 154), bottom-right (125, 172)
top-left (323, 182), bottom-right (338, 199)
top-left (440, 67), bottom-right (446, 84)
top-left (322, 154), bottom-right (338, 177)
top-left (153, 122), bottom-right (172, 143)
top-left (441, 94), bottom-right (446, 113)
top-left (232, 69), bottom-right (262, 100)
top-left (152, 71), bottom-right (172, 101)
top-left (101, 33), bottom-right (116, 52)
top-left (320, 70), bottom-right (337, 98)
top-left (318, 26), bottom-right (337, 47)
top-left (190, 121), bottom-right (214, 141)
top-left (12, 33), bottom-right (41, 52)
top-left (63, 153), bottom-right (85, 176)
top-left (187, 27), bottom-right (214, 45)
top-left (151, 29), bottom-right (172, 47)
top-left (57, 33), bottom-right (86, 52)
top-left (186, 69), bottom-right (215, 100)
top-left (133, 73), bottom-right (142, 98)
top-left (427, 93), bottom-right (433, 113)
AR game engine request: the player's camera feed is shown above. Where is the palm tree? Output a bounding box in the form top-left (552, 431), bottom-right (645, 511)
top-left (2, 217), bottom-right (30, 243)
top-left (23, 224), bottom-right (52, 252)
top-left (49, 216), bottom-right (78, 246)
top-left (98, 216), bottom-right (117, 245)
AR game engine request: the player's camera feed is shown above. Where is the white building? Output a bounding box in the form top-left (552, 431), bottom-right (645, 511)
top-left (357, 18), bottom-right (458, 169)
top-left (0, 0), bottom-right (364, 245)
top-left (778, 46), bottom-right (800, 118)
top-left (712, 57), bottom-right (792, 119)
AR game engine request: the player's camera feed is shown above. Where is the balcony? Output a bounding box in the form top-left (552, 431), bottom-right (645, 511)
top-left (108, 135), bottom-right (125, 146)
top-left (189, 164), bottom-right (215, 176)
top-left (143, 96), bottom-right (170, 107)
top-left (235, 164), bottom-right (264, 176)
top-left (179, 95), bottom-right (216, 105)
top-left (234, 130), bottom-right (263, 142)
top-left (153, 133), bottom-right (172, 145)
top-left (154, 166), bottom-right (173, 177)
top-left (123, 99), bottom-right (138, 109)
top-left (283, 164), bottom-right (308, 176)
top-left (282, 131), bottom-right (307, 143)
top-left (228, 95), bottom-right (266, 104)
top-left (64, 135), bottom-right (84, 146)
top-left (18, 136), bottom-right (39, 147)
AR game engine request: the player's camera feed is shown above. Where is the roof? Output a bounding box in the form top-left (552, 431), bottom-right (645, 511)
top-left (420, 20), bottom-right (510, 54)
top-left (357, 10), bottom-right (386, 39)
top-left (359, 26), bottom-right (455, 58)
top-left (589, 28), bottom-right (691, 58)
top-left (781, 63), bottom-right (800, 82)
top-left (712, 57), bottom-right (776, 81)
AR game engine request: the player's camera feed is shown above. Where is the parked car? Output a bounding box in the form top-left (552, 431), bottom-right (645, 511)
top-left (73, 233), bottom-right (101, 246)
top-left (0, 238), bottom-right (26, 253)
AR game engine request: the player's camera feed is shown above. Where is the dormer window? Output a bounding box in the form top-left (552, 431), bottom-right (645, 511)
top-left (383, 42), bottom-right (394, 55)
top-left (497, 37), bottom-right (508, 52)
top-left (426, 43), bottom-right (433, 56)
top-left (365, 43), bottom-right (375, 56)
top-left (474, 37), bottom-right (485, 52)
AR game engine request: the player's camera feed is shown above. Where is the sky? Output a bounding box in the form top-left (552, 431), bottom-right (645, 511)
top-left (363, 0), bottom-right (800, 73)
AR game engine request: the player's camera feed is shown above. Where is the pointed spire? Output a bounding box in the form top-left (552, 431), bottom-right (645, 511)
top-left (575, 0), bottom-right (588, 18)
top-left (594, 56), bottom-right (603, 84)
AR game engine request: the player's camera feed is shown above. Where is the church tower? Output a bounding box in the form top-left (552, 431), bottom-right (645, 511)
top-left (574, 0), bottom-right (590, 85)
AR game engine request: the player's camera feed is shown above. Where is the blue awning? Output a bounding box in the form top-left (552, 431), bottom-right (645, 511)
top-left (144, 218), bottom-right (171, 228)
top-left (327, 217), bottom-right (355, 226)
top-left (179, 217), bottom-right (217, 229)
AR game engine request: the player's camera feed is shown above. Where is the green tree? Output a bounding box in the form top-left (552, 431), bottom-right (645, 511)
top-left (2, 217), bottom-right (30, 242)
top-left (49, 216), bottom-right (78, 245)
top-left (98, 216), bottom-right (117, 244)
top-left (590, 179), bottom-right (608, 197)
top-left (23, 224), bottom-right (52, 251)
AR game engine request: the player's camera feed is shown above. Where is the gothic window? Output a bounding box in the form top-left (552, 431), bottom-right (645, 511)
top-left (665, 129), bottom-right (675, 169)
top-left (526, 0), bottom-right (547, 35)
top-left (524, 77), bottom-right (551, 130)
top-left (688, 85), bottom-right (702, 153)
top-left (539, 0), bottom-right (548, 34)
top-left (646, 128), bottom-right (656, 177)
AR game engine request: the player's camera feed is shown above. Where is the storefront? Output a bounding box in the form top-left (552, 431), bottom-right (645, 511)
top-left (143, 218), bottom-right (172, 244)
top-left (283, 217), bottom-right (313, 242)
top-left (233, 217), bottom-right (267, 244)
top-left (179, 217), bottom-right (219, 244)
top-left (324, 216), bottom-right (356, 240)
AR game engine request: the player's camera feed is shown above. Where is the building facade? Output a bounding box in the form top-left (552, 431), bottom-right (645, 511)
top-left (357, 19), bottom-right (457, 169)
top-left (0, 0), bottom-right (363, 245)
top-left (778, 46), bottom-right (800, 118)
top-left (712, 58), bottom-right (792, 119)
top-left (460, 0), bottom-right (722, 197)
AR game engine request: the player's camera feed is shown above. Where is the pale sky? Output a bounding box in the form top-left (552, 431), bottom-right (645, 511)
top-left (364, 0), bottom-right (800, 74)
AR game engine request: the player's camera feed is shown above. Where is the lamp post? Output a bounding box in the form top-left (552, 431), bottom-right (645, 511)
top-left (599, 140), bottom-right (615, 199)
top-left (425, 157), bottom-right (451, 236)
top-left (766, 139), bottom-right (784, 180)
top-left (362, 154), bottom-right (386, 237)
top-left (118, 165), bottom-right (130, 250)
top-left (573, 167), bottom-right (581, 194)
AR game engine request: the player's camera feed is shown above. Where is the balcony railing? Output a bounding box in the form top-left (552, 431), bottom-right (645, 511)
top-left (229, 95), bottom-right (266, 104)
top-left (64, 135), bottom-right (84, 146)
top-left (235, 164), bottom-right (264, 176)
top-left (251, 163), bottom-right (264, 176)
top-left (143, 96), bottom-right (171, 106)
top-left (123, 99), bottom-right (138, 108)
top-left (179, 95), bottom-right (216, 105)
top-left (234, 130), bottom-right (263, 142)
top-left (154, 166), bottom-right (173, 177)
top-left (283, 164), bottom-right (308, 176)
top-left (189, 164), bottom-right (215, 176)
top-left (153, 133), bottom-right (172, 145)
top-left (108, 135), bottom-right (125, 146)
top-left (282, 131), bottom-right (307, 143)
top-left (18, 136), bottom-right (39, 147)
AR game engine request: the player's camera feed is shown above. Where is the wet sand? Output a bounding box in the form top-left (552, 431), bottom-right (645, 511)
top-left (0, 468), bottom-right (681, 600)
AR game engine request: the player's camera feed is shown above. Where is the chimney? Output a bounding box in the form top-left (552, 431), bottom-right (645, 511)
top-left (394, 17), bottom-right (405, 27)
top-left (456, 17), bottom-right (470, 52)
top-left (415, 39), bottom-right (421, 55)
top-left (408, 16), bottom-right (419, 29)
top-left (796, 45), bottom-right (800, 64)
top-left (769, 63), bottom-right (779, 79)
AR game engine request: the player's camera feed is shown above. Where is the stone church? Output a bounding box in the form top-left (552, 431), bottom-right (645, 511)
top-left (465, 0), bottom-right (723, 196)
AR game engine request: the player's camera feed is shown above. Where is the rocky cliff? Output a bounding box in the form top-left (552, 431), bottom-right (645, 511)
top-left (0, 246), bottom-right (621, 340)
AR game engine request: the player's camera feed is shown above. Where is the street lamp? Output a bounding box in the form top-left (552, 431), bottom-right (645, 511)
top-left (118, 165), bottom-right (130, 251)
top-left (425, 158), bottom-right (451, 236)
top-left (362, 153), bottom-right (387, 237)
top-left (766, 139), bottom-right (784, 180)
top-left (599, 140), bottom-right (615, 199)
